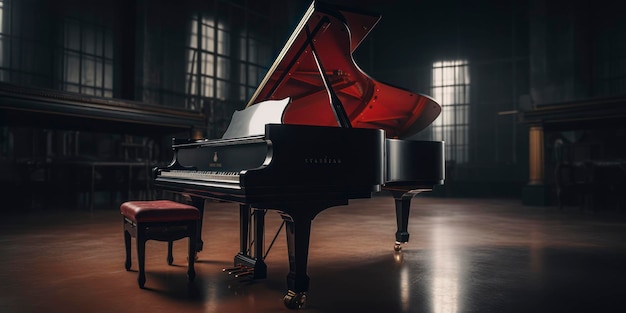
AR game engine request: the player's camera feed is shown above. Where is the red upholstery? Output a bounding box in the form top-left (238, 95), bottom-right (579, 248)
top-left (120, 200), bottom-right (200, 223)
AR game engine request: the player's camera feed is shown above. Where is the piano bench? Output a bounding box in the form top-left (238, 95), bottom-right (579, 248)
top-left (120, 200), bottom-right (200, 288)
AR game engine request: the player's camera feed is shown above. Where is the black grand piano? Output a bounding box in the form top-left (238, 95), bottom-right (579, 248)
top-left (153, 1), bottom-right (444, 309)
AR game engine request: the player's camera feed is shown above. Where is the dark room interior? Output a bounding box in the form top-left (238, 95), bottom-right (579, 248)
top-left (1, 0), bottom-right (625, 312)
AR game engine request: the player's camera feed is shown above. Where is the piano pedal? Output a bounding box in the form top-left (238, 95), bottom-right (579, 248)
top-left (224, 267), bottom-right (246, 275)
top-left (223, 265), bottom-right (254, 279)
top-left (223, 266), bottom-right (241, 273)
top-left (234, 269), bottom-right (254, 278)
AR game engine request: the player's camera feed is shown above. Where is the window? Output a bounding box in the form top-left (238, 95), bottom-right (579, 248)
top-left (0, 0), bottom-right (9, 81)
top-left (61, 18), bottom-right (114, 97)
top-left (186, 14), bottom-right (230, 109)
top-left (238, 29), bottom-right (271, 102)
top-left (432, 60), bottom-right (470, 163)
top-left (186, 10), bottom-right (272, 109)
top-left (595, 32), bottom-right (626, 96)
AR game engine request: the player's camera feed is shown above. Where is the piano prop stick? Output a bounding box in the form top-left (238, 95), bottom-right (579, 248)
top-left (153, 1), bottom-right (444, 309)
top-left (305, 24), bottom-right (352, 128)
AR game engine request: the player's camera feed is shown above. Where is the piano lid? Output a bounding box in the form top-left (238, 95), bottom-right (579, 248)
top-left (245, 1), bottom-right (441, 139)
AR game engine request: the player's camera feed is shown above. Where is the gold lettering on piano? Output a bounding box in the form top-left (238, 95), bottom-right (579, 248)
top-left (304, 157), bottom-right (342, 164)
top-left (209, 152), bottom-right (222, 167)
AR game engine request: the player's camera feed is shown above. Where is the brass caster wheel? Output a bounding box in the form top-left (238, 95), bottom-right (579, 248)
top-left (283, 290), bottom-right (306, 309)
top-left (394, 242), bottom-right (402, 252)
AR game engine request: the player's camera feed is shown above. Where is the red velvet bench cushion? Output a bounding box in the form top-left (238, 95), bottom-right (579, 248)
top-left (120, 200), bottom-right (200, 223)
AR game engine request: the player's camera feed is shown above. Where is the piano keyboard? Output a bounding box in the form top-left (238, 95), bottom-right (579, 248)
top-left (159, 170), bottom-right (241, 184)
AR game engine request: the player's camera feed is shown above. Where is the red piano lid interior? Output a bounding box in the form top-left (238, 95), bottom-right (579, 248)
top-left (245, 1), bottom-right (441, 139)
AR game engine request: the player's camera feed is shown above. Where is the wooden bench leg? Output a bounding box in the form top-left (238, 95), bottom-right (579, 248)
top-left (187, 222), bottom-right (197, 282)
top-left (167, 241), bottom-right (174, 265)
top-left (124, 229), bottom-right (132, 271)
top-left (137, 227), bottom-right (146, 288)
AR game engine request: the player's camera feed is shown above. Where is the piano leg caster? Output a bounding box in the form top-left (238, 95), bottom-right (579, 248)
top-left (394, 241), bottom-right (403, 252)
top-left (283, 290), bottom-right (306, 309)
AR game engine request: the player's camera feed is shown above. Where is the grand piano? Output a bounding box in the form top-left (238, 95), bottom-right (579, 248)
top-left (153, 1), bottom-right (444, 309)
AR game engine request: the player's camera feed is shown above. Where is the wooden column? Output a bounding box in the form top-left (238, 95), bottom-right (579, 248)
top-left (528, 125), bottom-right (544, 185)
top-left (522, 124), bottom-right (549, 206)
top-left (191, 128), bottom-right (205, 140)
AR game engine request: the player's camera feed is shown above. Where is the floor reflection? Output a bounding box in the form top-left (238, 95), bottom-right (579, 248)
top-left (395, 252), bottom-right (410, 312)
top-left (430, 222), bottom-right (461, 313)
top-left (394, 220), bottom-right (463, 313)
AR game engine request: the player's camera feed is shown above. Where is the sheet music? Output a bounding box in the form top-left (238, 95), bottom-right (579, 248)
top-left (221, 97), bottom-right (291, 139)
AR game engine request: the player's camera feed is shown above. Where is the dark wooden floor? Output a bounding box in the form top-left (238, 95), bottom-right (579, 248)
top-left (1, 194), bottom-right (626, 313)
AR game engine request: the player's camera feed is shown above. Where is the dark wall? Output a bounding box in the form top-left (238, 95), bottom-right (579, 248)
top-left (529, 0), bottom-right (626, 104)
top-left (2, 0), bottom-right (624, 201)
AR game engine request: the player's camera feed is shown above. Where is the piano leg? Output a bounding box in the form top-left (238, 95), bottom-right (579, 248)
top-left (390, 189), bottom-right (430, 252)
top-left (268, 200), bottom-right (344, 309)
top-left (392, 191), bottom-right (412, 252)
top-left (280, 212), bottom-right (311, 309)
